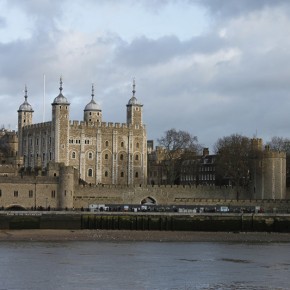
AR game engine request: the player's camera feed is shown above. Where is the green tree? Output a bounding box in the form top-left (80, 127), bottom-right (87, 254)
top-left (157, 129), bottom-right (201, 184)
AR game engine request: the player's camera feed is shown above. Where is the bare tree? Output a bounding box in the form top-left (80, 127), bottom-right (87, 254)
top-left (158, 129), bottom-right (201, 184)
top-left (266, 136), bottom-right (290, 153)
top-left (214, 134), bottom-right (251, 187)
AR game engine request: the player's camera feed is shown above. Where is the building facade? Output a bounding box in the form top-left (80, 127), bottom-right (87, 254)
top-left (17, 79), bottom-right (147, 185)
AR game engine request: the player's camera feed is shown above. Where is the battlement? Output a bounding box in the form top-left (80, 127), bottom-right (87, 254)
top-left (263, 148), bottom-right (286, 159)
top-left (24, 122), bottom-right (52, 130)
top-left (251, 138), bottom-right (263, 151)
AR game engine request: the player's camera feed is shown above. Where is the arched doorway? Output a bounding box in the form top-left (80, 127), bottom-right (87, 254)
top-left (141, 196), bottom-right (157, 205)
top-left (5, 204), bottom-right (27, 211)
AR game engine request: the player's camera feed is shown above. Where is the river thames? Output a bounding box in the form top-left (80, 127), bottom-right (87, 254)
top-left (0, 240), bottom-right (289, 289)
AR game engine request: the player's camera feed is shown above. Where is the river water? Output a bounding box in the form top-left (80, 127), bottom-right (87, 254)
top-left (0, 241), bottom-right (289, 290)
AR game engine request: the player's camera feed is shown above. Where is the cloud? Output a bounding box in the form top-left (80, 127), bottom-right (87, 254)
top-left (1, 0), bottom-right (290, 150)
top-left (196, 0), bottom-right (290, 19)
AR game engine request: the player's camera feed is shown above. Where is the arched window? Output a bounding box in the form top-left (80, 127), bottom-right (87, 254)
top-left (105, 141), bottom-right (109, 147)
top-left (120, 154), bottom-right (124, 161)
top-left (121, 142), bottom-right (124, 147)
top-left (88, 168), bottom-right (93, 177)
top-left (72, 151), bottom-right (76, 159)
top-left (88, 152), bottom-right (93, 159)
top-left (135, 154), bottom-right (139, 161)
top-left (105, 171), bottom-right (108, 177)
top-left (105, 154), bottom-right (108, 160)
top-left (135, 172), bottom-right (139, 178)
top-left (136, 142), bottom-right (139, 148)
top-left (121, 172), bottom-right (124, 177)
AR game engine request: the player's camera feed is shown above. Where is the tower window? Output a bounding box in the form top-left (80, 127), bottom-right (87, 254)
top-left (135, 172), bottom-right (139, 178)
top-left (105, 141), bottom-right (109, 147)
top-left (121, 172), bottom-right (124, 177)
top-left (88, 152), bottom-right (93, 159)
top-left (120, 154), bottom-right (123, 161)
top-left (105, 154), bottom-right (108, 160)
top-left (88, 168), bottom-right (93, 177)
top-left (105, 171), bottom-right (108, 177)
top-left (72, 152), bottom-right (76, 159)
top-left (121, 142), bottom-right (124, 147)
top-left (135, 155), bottom-right (139, 161)
top-left (136, 142), bottom-right (139, 148)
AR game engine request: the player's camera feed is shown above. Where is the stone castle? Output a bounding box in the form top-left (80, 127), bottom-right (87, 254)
top-left (17, 78), bottom-right (147, 186)
top-left (0, 78), bottom-right (287, 210)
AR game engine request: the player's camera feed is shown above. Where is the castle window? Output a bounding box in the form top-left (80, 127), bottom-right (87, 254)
top-left (0, 189), bottom-right (2, 197)
top-left (105, 141), bottom-right (109, 147)
top-left (105, 154), bottom-right (108, 160)
top-left (88, 152), bottom-right (93, 159)
top-left (72, 152), bottom-right (76, 159)
top-left (97, 112), bottom-right (100, 116)
top-left (36, 139), bottom-right (39, 146)
top-left (120, 154), bottom-right (123, 161)
top-left (89, 119), bottom-right (91, 122)
top-left (136, 143), bottom-right (139, 148)
top-left (14, 191), bottom-right (18, 197)
top-left (29, 190), bottom-right (33, 198)
top-left (88, 168), bottom-right (93, 177)
top-left (51, 190), bottom-right (56, 198)
top-left (64, 190), bottom-right (66, 196)
top-left (105, 171), bottom-right (108, 177)
top-left (89, 112), bottom-right (92, 116)
top-left (42, 153), bottom-right (45, 161)
top-left (121, 142), bottom-right (124, 147)
top-left (135, 172), bottom-right (139, 178)
top-left (50, 152), bottom-right (52, 160)
top-left (135, 154), bottom-right (139, 161)
top-left (121, 172), bottom-right (124, 177)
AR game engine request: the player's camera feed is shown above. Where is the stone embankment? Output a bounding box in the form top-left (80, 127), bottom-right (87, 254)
top-left (1, 212), bottom-right (290, 232)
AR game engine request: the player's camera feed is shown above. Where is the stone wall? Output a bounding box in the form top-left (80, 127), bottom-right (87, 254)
top-left (0, 176), bottom-right (58, 209)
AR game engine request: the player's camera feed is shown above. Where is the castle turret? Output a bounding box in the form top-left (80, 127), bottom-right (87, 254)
top-left (250, 138), bottom-right (286, 199)
top-left (126, 79), bottom-right (143, 126)
top-left (57, 164), bottom-right (75, 209)
top-left (51, 77), bottom-right (70, 165)
top-left (18, 86), bottom-right (34, 158)
top-left (84, 84), bottom-right (102, 123)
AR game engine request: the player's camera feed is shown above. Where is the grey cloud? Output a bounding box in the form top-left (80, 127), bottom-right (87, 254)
top-left (0, 16), bottom-right (6, 28)
top-left (115, 34), bottom-right (227, 67)
top-left (195, 0), bottom-right (290, 18)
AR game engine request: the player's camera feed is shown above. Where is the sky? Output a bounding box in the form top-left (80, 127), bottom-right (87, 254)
top-left (1, 0), bottom-right (290, 152)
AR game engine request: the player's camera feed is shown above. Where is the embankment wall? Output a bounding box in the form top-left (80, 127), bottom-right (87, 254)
top-left (1, 212), bottom-right (290, 232)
